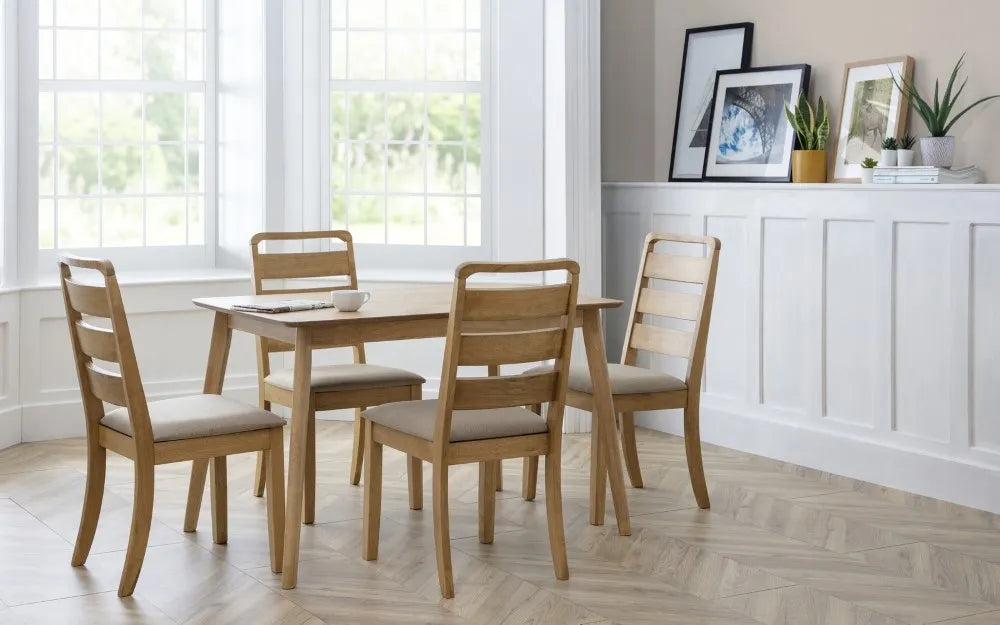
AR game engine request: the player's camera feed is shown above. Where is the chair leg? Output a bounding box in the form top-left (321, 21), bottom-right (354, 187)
top-left (620, 412), bottom-right (644, 488)
top-left (544, 447), bottom-right (569, 581)
top-left (71, 443), bottom-right (106, 567)
top-left (253, 400), bottom-right (272, 498)
top-left (684, 401), bottom-right (710, 509)
top-left (210, 456), bottom-right (228, 545)
top-left (432, 462), bottom-right (454, 598)
top-left (407, 455), bottom-right (423, 510)
top-left (493, 460), bottom-right (503, 492)
top-left (362, 420), bottom-right (382, 561)
top-left (266, 429), bottom-right (286, 573)
top-left (183, 459), bottom-right (208, 532)
top-left (350, 407), bottom-right (365, 486)
top-left (303, 408), bottom-right (316, 525)
top-left (118, 461), bottom-right (154, 597)
top-left (478, 461), bottom-right (497, 544)
top-left (522, 403), bottom-right (542, 500)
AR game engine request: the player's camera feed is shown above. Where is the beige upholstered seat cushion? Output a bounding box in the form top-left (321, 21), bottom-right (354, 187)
top-left (526, 363), bottom-right (686, 395)
top-left (363, 399), bottom-right (547, 443)
top-left (101, 395), bottom-right (285, 443)
top-left (264, 363), bottom-right (425, 393)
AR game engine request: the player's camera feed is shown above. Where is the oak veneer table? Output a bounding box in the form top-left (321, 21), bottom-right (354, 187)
top-left (192, 283), bottom-right (628, 589)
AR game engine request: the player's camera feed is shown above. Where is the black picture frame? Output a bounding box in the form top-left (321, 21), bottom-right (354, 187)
top-left (668, 23), bottom-right (754, 182)
top-left (701, 64), bottom-right (812, 183)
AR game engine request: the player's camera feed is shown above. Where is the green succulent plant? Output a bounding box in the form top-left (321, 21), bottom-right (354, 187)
top-left (898, 133), bottom-right (917, 149)
top-left (891, 54), bottom-right (1000, 137)
top-left (881, 137), bottom-right (898, 150)
top-left (784, 91), bottom-right (830, 150)
top-left (861, 157), bottom-right (878, 168)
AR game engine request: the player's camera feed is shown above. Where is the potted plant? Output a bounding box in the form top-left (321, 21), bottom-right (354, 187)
top-left (860, 157), bottom-right (877, 183)
top-left (897, 133), bottom-right (916, 166)
top-left (892, 54), bottom-right (1000, 167)
top-left (784, 91), bottom-right (830, 183)
top-left (880, 137), bottom-right (898, 166)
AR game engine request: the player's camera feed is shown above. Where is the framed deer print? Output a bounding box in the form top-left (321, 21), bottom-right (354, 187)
top-left (832, 57), bottom-right (914, 182)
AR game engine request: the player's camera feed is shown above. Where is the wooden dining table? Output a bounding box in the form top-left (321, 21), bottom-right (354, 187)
top-left (189, 283), bottom-right (628, 589)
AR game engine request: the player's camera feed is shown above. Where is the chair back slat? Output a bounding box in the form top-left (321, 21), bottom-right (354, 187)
top-left (637, 288), bottom-right (701, 321)
top-left (462, 284), bottom-right (572, 322)
top-left (452, 371), bottom-right (559, 410)
top-left (76, 321), bottom-right (119, 362)
top-left (59, 255), bottom-right (153, 449)
top-left (435, 259), bottom-right (580, 447)
top-left (643, 252), bottom-right (711, 284)
top-left (253, 250), bottom-right (352, 281)
top-left (629, 323), bottom-right (694, 359)
top-left (65, 279), bottom-right (113, 318)
top-left (457, 328), bottom-right (565, 367)
top-left (86, 364), bottom-right (128, 406)
top-left (621, 233), bottom-right (722, 387)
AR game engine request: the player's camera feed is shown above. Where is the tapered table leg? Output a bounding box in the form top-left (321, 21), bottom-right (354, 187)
top-left (281, 328), bottom-right (313, 589)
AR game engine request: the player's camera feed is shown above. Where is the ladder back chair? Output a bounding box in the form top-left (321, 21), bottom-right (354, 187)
top-left (522, 233), bottom-right (721, 508)
top-left (361, 259), bottom-right (580, 598)
top-left (249, 230), bottom-right (426, 521)
top-left (59, 255), bottom-right (286, 597)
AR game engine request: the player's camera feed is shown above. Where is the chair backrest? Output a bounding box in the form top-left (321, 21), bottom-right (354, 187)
top-left (620, 233), bottom-right (721, 389)
top-left (434, 260), bottom-right (580, 447)
top-left (58, 255), bottom-right (153, 449)
top-left (250, 230), bottom-right (360, 358)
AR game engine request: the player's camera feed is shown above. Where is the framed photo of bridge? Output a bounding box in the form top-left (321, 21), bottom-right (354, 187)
top-left (668, 23), bottom-right (754, 181)
top-left (702, 64), bottom-right (810, 183)
top-left (832, 57), bottom-right (914, 182)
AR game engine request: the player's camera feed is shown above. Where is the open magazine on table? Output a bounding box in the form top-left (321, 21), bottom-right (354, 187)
top-left (231, 299), bottom-right (336, 314)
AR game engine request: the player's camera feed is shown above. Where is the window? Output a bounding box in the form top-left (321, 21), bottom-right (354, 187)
top-left (328, 0), bottom-right (486, 253)
top-left (37, 0), bottom-right (212, 253)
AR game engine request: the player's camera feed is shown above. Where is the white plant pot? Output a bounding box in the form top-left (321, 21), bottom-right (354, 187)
top-left (880, 149), bottom-right (898, 166)
top-left (897, 149), bottom-right (915, 167)
top-left (860, 169), bottom-right (875, 184)
top-left (920, 136), bottom-right (955, 167)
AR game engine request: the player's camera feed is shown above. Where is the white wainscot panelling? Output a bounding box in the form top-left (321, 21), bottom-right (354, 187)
top-left (824, 220), bottom-right (877, 426)
top-left (972, 224), bottom-right (1000, 452)
top-left (603, 182), bottom-right (1000, 513)
top-left (0, 291), bottom-right (19, 449)
top-left (761, 218), bottom-right (809, 413)
top-left (893, 222), bottom-right (952, 443)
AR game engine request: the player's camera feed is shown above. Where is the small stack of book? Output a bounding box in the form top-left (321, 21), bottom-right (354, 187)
top-left (872, 165), bottom-right (984, 184)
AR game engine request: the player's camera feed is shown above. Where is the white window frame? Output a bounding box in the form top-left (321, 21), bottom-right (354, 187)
top-left (320, 0), bottom-right (494, 272)
top-left (21, 0), bottom-right (218, 278)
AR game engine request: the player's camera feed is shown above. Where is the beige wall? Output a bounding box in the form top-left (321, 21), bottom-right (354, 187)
top-left (603, 0), bottom-right (1000, 181)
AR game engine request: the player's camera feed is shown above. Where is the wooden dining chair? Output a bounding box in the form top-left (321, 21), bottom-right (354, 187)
top-left (360, 259), bottom-right (579, 598)
top-left (58, 255), bottom-right (286, 597)
top-left (249, 231), bottom-right (426, 521)
top-left (521, 233), bottom-right (720, 509)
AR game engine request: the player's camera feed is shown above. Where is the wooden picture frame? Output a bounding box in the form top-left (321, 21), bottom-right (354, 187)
top-left (668, 23), bottom-right (754, 181)
top-left (831, 56), bottom-right (914, 182)
top-left (701, 64), bottom-right (811, 183)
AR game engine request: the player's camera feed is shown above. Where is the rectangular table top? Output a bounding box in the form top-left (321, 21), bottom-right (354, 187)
top-left (193, 283), bottom-right (622, 328)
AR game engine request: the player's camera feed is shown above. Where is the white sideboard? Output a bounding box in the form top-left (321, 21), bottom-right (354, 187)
top-left (602, 182), bottom-right (1000, 513)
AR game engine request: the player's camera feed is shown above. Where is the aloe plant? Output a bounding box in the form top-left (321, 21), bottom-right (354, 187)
top-left (784, 91), bottom-right (830, 150)
top-left (881, 137), bottom-right (897, 150)
top-left (891, 54), bottom-right (1000, 137)
top-left (861, 157), bottom-right (878, 168)
top-left (898, 133), bottom-right (917, 149)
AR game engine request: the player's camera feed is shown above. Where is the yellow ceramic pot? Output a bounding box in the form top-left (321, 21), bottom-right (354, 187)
top-left (791, 150), bottom-right (827, 183)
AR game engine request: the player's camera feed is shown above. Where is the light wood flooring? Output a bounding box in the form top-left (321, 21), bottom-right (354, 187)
top-left (0, 421), bottom-right (998, 625)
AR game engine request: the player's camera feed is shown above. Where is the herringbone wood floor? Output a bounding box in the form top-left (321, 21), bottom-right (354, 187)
top-left (0, 422), bottom-right (998, 625)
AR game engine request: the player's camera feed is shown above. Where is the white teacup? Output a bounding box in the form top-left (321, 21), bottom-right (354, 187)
top-left (331, 289), bottom-right (371, 312)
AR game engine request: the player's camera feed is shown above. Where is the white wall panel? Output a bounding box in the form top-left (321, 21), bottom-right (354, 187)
top-left (824, 220), bottom-right (878, 427)
top-left (893, 222), bottom-right (951, 443)
top-left (603, 182), bottom-right (1000, 513)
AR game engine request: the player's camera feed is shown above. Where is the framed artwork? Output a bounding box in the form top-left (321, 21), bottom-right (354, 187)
top-left (832, 56), bottom-right (914, 182)
top-left (702, 64), bottom-right (811, 183)
top-left (668, 23), bottom-right (754, 181)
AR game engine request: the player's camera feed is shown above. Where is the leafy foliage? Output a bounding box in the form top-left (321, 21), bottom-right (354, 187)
top-left (891, 54), bottom-right (1000, 137)
top-left (861, 157), bottom-right (878, 168)
top-left (897, 133), bottom-right (917, 149)
top-left (784, 91), bottom-right (830, 151)
top-left (881, 137), bottom-right (897, 150)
